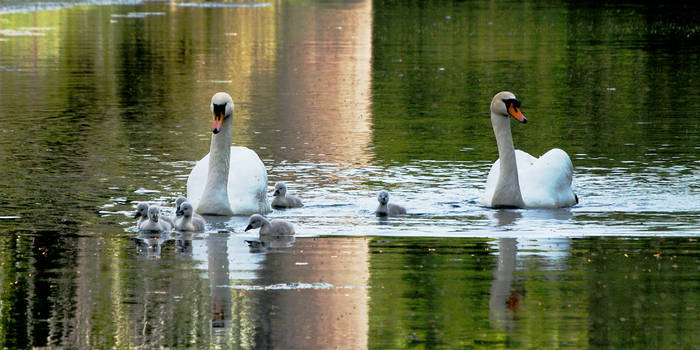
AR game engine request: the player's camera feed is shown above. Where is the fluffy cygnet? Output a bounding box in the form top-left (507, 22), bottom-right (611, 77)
top-left (244, 214), bottom-right (295, 235)
top-left (375, 190), bottom-right (407, 216)
top-left (174, 196), bottom-right (203, 221)
top-left (134, 202), bottom-right (150, 227)
top-left (175, 202), bottom-right (206, 231)
top-left (271, 182), bottom-right (303, 209)
top-left (139, 206), bottom-right (172, 232)
top-left (175, 196), bottom-right (187, 217)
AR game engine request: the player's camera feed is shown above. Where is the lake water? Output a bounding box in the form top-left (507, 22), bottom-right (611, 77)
top-left (1, 0), bottom-right (699, 348)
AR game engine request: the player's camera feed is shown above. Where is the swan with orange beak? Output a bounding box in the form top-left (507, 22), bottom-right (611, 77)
top-left (480, 91), bottom-right (578, 208)
top-left (186, 92), bottom-right (272, 215)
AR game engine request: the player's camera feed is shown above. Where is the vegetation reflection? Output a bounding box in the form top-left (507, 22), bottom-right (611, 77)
top-left (368, 236), bottom-right (700, 349)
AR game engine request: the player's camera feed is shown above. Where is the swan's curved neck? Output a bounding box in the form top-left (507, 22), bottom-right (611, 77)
top-left (199, 115), bottom-right (234, 215)
top-left (491, 112), bottom-right (524, 208)
top-left (209, 116), bottom-right (233, 177)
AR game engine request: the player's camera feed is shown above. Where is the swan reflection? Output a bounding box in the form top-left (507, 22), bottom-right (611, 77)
top-left (493, 209), bottom-right (523, 227)
top-left (489, 238), bottom-right (520, 331)
top-left (491, 208), bottom-right (574, 228)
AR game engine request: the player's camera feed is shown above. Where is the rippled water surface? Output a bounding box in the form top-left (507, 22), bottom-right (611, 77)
top-left (1, 0), bottom-right (699, 348)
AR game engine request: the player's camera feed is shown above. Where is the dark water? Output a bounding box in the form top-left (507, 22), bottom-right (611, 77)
top-left (0, 0), bottom-right (699, 348)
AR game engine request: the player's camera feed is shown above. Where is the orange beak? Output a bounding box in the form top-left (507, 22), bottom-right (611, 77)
top-left (212, 112), bottom-right (224, 134)
top-left (508, 104), bottom-right (527, 123)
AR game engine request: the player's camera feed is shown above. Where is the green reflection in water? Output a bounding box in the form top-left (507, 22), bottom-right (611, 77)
top-left (1, 0), bottom-right (699, 348)
top-left (368, 238), bottom-right (496, 348)
top-left (368, 237), bottom-right (700, 349)
top-left (0, 232), bottom-right (253, 348)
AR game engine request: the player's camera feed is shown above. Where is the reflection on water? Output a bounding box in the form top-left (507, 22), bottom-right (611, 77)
top-left (124, 213), bottom-right (367, 347)
top-left (1, 0), bottom-right (700, 348)
top-left (254, 0), bottom-right (373, 165)
top-left (133, 231), bottom-right (173, 258)
top-left (0, 0), bottom-right (143, 15)
top-left (245, 233), bottom-right (295, 251)
top-left (369, 236), bottom-right (700, 348)
top-left (489, 238), bottom-right (518, 331)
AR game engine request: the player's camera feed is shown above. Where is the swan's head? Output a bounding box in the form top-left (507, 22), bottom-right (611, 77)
top-left (273, 182), bottom-right (287, 197)
top-left (210, 92), bottom-right (234, 134)
top-left (377, 190), bottom-right (390, 205)
top-left (175, 196), bottom-right (187, 216)
top-left (491, 91), bottom-right (527, 123)
top-left (178, 202), bottom-right (194, 218)
top-left (147, 206), bottom-right (161, 222)
top-left (245, 214), bottom-right (266, 231)
top-left (134, 202), bottom-right (149, 219)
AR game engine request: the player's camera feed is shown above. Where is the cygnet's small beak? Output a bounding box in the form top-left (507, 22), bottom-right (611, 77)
top-left (176, 209), bottom-right (183, 217)
top-left (134, 212), bottom-right (140, 219)
top-left (244, 224), bottom-right (253, 232)
top-left (273, 189), bottom-right (280, 196)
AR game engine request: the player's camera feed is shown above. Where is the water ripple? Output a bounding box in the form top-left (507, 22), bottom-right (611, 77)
top-left (0, 0), bottom-right (143, 14)
top-left (175, 2), bottom-right (271, 8)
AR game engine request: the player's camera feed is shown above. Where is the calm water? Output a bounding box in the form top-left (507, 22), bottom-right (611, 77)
top-left (1, 0), bottom-right (699, 348)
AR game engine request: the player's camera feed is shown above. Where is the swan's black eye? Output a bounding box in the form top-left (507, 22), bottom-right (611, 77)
top-left (212, 103), bottom-right (227, 117)
top-left (502, 98), bottom-right (520, 109)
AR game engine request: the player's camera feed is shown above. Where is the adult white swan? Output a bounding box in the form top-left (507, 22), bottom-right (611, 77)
top-left (187, 92), bottom-right (272, 215)
top-left (480, 91), bottom-right (578, 209)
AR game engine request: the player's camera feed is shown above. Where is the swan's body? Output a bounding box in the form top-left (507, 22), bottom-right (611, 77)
top-left (175, 202), bottom-right (206, 231)
top-left (186, 92), bottom-right (271, 216)
top-left (138, 206), bottom-right (172, 232)
top-left (271, 182), bottom-right (303, 209)
top-left (375, 190), bottom-right (406, 216)
top-left (480, 91), bottom-right (577, 209)
top-left (245, 214), bottom-right (295, 236)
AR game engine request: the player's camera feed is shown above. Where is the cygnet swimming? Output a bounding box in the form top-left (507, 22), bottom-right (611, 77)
top-left (244, 214), bottom-right (295, 235)
top-left (136, 202), bottom-right (175, 227)
top-left (175, 196), bottom-right (187, 217)
top-left (175, 202), bottom-right (206, 231)
top-left (375, 190), bottom-right (407, 216)
top-left (139, 206), bottom-right (172, 232)
top-left (174, 196), bottom-right (203, 221)
top-left (134, 202), bottom-right (150, 227)
top-left (271, 182), bottom-right (303, 209)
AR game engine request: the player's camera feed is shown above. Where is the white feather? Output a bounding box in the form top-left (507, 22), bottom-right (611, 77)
top-left (187, 146), bottom-right (270, 215)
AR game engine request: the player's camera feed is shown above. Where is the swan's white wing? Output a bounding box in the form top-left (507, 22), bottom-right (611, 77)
top-left (187, 146), bottom-right (271, 215)
top-left (519, 148), bottom-right (577, 208)
top-left (186, 153), bottom-right (209, 210)
top-left (480, 161), bottom-right (500, 207)
top-left (480, 150), bottom-right (537, 206)
top-left (227, 147), bottom-right (271, 215)
top-left (515, 149), bottom-right (537, 167)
